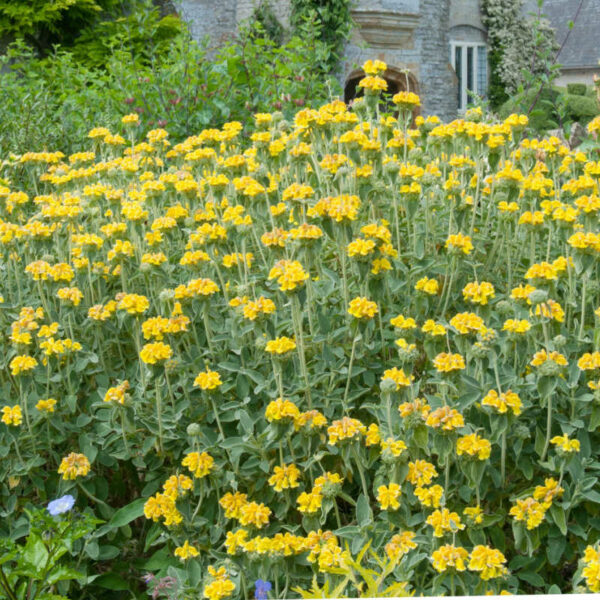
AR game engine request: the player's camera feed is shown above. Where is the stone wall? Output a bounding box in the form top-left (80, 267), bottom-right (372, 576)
top-left (416, 0), bottom-right (456, 120)
top-left (176, 0), bottom-right (459, 119)
top-left (175, 0), bottom-right (237, 46)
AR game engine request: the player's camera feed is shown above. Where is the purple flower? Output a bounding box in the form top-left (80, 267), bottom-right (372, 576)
top-left (47, 494), bottom-right (75, 516)
top-left (254, 580), bottom-right (272, 600)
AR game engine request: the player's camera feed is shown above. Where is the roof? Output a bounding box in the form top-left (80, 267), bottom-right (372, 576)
top-left (540, 0), bottom-right (600, 70)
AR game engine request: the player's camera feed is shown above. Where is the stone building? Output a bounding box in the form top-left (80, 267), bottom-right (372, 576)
top-left (174, 0), bottom-right (599, 120)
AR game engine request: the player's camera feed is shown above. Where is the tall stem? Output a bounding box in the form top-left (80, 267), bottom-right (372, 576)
top-left (343, 335), bottom-right (359, 415)
top-left (155, 384), bottom-right (164, 455)
top-left (541, 395), bottom-right (552, 461)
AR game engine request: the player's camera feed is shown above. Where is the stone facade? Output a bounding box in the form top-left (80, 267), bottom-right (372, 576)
top-left (174, 0), bottom-right (492, 119)
top-left (340, 0), bottom-right (457, 120)
top-left (175, 0), bottom-right (291, 45)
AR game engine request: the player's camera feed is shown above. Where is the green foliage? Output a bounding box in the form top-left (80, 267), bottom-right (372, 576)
top-left (482, 0), bottom-right (558, 107)
top-left (0, 507), bottom-right (99, 600)
top-left (0, 0), bottom-right (123, 52)
top-left (486, 46), bottom-right (509, 109)
top-left (69, 1), bottom-right (185, 69)
top-left (562, 93), bottom-right (599, 124)
top-left (499, 86), bottom-right (598, 131)
top-left (249, 0), bottom-right (285, 44)
top-left (290, 0), bottom-right (353, 72)
top-left (0, 21), bottom-right (338, 156)
top-left (566, 83), bottom-right (587, 97)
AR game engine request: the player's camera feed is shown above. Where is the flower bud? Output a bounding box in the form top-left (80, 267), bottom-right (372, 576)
top-left (187, 423), bottom-right (202, 437)
top-left (528, 289), bottom-right (548, 305)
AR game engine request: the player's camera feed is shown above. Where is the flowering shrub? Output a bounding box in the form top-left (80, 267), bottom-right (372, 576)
top-left (1, 59), bottom-right (600, 597)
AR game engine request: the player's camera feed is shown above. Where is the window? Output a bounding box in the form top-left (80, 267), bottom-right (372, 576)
top-left (450, 42), bottom-right (487, 111)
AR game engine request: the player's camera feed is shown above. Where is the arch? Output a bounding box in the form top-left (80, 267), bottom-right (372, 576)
top-left (344, 66), bottom-right (420, 118)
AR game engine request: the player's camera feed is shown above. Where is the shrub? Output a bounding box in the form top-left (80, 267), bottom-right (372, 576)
top-left (0, 19), bottom-right (338, 157)
top-left (2, 59), bottom-right (600, 597)
top-left (566, 83), bottom-right (587, 96)
top-left (562, 93), bottom-right (599, 125)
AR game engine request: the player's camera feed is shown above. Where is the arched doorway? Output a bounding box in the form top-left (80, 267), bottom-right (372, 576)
top-left (344, 67), bottom-right (420, 119)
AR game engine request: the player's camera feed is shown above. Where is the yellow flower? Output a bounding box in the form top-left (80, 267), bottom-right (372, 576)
top-left (139, 342), bottom-right (173, 364)
top-left (393, 91), bottom-right (421, 107)
top-left (445, 232), bottom-right (473, 254)
top-left (174, 540), bottom-right (199, 561)
top-left (578, 352), bottom-right (600, 371)
top-left (456, 433), bottom-right (491, 460)
top-left (468, 545), bottom-right (508, 580)
top-left (297, 490), bottom-right (323, 514)
top-left (449, 312), bottom-right (486, 334)
top-left (464, 506), bottom-right (483, 524)
top-left (194, 368), bottom-right (222, 391)
top-left (377, 483), bottom-right (402, 510)
top-left (381, 367), bottom-right (413, 389)
top-left (422, 319), bottom-right (447, 336)
top-left (530, 349), bottom-right (568, 368)
top-left (58, 452), bottom-right (91, 480)
top-left (268, 463), bottom-right (301, 492)
top-left (482, 389), bottom-right (522, 415)
top-left (432, 544), bottom-right (468, 572)
top-left (268, 259), bottom-right (309, 291)
top-left (204, 577), bottom-right (236, 600)
top-left (550, 433), bottom-right (580, 453)
top-left (415, 277), bottom-right (439, 295)
top-left (265, 336), bottom-right (296, 355)
top-left (122, 113), bottom-right (139, 125)
top-left (509, 496), bottom-right (548, 529)
top-left (163, 474), bottom-right (193, 499)
top-left (348, 297), bottom-right (378, 319)
top-left (358, 75), bottom-right (388, 92)
top-left (362, 59), bottom-right (387, 75)
top-left (380, 437), bottom-right (408, 458)
top-left (57, 286), bottom-right (83, 306)
top-left (462, 281), bottom-right (495, 305)
top-left (502, 319), bottom-right (531, 334)
top-left (238, 501), bottom-right (271, 528)
top-left (182, 451), bottom-right (214, 478)
top-left (9, 355), bottom-right (38, 376)
top-left (390, 314), bottom-right (417, 329)
top-left (426, 405), bottom-right (464, 430)
top-left (265, 398), bottom-right (300, 422)
top-left (384, 531), bottom-right (417, 561)
top-left (36, 398), bottom-right (57, 413)
top-left (426, 508), bottom-right (465, 537)
top-left (103, 381), bottom-right (129, 404)
top-left (347, 238), bottom-right (376, 257)
top-left (327, 416), bottom-right (366, 445)
top-left (582, 545), bottom-right (600, 592)
top-left (219, 491), bottom-right (248, 519)
top-left (433, 352), bottom-right (466, 373)
top-left (414, 484), bottom-right (444, 508)
top-left (117, 293), bottom-right (150, 315)
top-left (407, 460), bottom-right (438, 487)
top-left (1, 405), bottom-right (22, 426)
top-left (533, 477), bottom-right (564, 504)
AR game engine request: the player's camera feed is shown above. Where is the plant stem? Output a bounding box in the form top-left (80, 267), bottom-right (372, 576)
top-left (541, 395), bottom-right (552, 461)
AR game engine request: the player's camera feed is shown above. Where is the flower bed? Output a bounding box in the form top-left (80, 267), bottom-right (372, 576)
top-left (2, 59), bottom-right (600, 598)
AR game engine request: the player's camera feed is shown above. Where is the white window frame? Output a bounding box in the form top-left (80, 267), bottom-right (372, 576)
top-left (450, 42), bottom-right (488, 112)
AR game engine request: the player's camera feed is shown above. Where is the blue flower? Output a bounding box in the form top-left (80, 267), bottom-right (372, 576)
top-left (47, 494), bottom-right (75, 516)
top-left (254, 579), bottom-right (272, 600)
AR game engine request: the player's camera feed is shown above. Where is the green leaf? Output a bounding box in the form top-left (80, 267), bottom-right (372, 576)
top-left (22, 533), bottom-right (49, 573)
top-left (549, 504), bottom-right (567, 535)
top-left (94, 573), bottom-right (130, 591)
top-left (46, 566), bottom-right (84, 585)
top-left (356, 493), bottom-right (372, 528)
top-left (518, 571), bottom-right (545, 587)
top-left (107, 497), bottom-right (146, 528)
